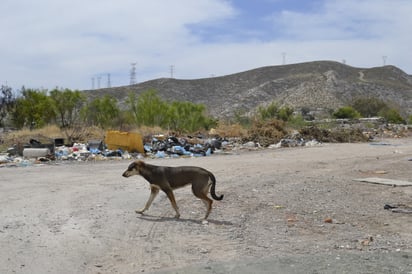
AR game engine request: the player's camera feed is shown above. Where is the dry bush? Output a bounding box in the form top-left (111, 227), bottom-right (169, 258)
top-left (299, 126), bottom-right (369, 143)
top-left (246, 119), bottom-right (288, 146)
top-left (211, 122), bottom-right (248, 138)
top-left (62, 125), bottom-right (105, 144)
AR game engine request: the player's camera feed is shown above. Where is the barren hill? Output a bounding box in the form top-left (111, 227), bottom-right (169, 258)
top-left (85, 61), bottom-right (412, 119)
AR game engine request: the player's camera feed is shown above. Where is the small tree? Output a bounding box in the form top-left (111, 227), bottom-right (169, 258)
top-left (0, 85), bottom-right (15, 127)
top-left (49, 88), bottom-right (85, 128)
top-left (126, 89), bottom-right (168, 127)
top-left (12, 88), bottom-right (55, 129)
top-left (257, 102), bottom-right (278, 121)
top-left (352, 97), bottom-right (387, 117)
top-left (167, 101), bottom-right (216, 132)
top-left (257, 102), bottom-right (294, 122)
top-left (82, 95), bottom-right (119, 128)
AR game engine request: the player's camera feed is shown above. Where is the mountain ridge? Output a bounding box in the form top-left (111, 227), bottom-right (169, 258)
top-left (84, 60), bottom-right (412, 119)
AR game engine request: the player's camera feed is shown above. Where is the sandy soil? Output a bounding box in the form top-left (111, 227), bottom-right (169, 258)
top-left (1, 138), bottom-right (412, 274)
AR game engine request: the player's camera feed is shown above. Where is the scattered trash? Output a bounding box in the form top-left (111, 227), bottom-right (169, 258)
top-left (358, 170), bottom-right (388, 175)
top-left (384, 204), bottom-right (412, 214)
top-left (1, 130), bottom-right (326, 167)
top-left (23, 148), bottom-right (50, 158)
top-left (268, 138), bottom-right (321, 148)
top-left (324, 218), bottom-right (333, 223)
top-left (369, 142), bottom-right (392, 146)
top-left (359, 236), bottom-right (374, 246)
top-left (353, 178), bottom-right (412, 187)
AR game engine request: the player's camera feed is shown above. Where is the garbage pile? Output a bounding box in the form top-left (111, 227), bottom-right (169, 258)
top-left (0, 135), bottom-right (234, 167)
top-left (144, 135), bottom-right (227, 158)
top-left (0, 131), bottom-right (326, 167)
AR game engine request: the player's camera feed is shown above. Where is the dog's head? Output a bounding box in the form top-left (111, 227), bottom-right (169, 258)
top-left (122, 160), bottom-right (145, 178)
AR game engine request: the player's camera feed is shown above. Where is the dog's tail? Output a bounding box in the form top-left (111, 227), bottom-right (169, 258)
top-left (209, 172), bottom-right (224, 200)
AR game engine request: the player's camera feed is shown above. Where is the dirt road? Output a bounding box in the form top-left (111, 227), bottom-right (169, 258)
top-left (1, 139), bottom-right (412, 273)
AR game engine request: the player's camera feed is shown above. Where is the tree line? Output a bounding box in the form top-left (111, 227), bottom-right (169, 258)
top-left (0, 86), bottom-right (217, 133)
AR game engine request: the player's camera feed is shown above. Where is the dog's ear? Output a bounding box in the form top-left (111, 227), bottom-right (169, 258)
top-left (127, 160), bottom-right (138, 170)
top-left (135, 160), bottom-right (145, 169)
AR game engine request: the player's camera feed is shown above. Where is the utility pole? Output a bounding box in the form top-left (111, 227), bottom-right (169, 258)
top-left (130, 62), bottom-right (137, 85)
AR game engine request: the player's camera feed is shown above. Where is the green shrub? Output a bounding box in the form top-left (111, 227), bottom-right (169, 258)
top-left (378, 108), bottom-right (405, 124)
top-left (333, 106), bottom-right (361, 119)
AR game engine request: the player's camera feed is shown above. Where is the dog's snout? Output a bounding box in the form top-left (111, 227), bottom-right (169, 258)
top-left (122, 171), bottom-right (129, 177)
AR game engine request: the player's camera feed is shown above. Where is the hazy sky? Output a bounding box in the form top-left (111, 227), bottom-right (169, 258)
top-left (1, 0), bottom-right (411, 91)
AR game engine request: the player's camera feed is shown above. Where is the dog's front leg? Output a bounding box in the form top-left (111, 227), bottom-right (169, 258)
top-left (136, 185), bottom-right (159, 214)
top-left (164, 189), bottom-right (180, 219)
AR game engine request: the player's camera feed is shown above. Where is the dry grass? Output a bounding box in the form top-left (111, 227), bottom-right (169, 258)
top-left (132, 125), bottom-right (169, 137)
top-left (210, 122), bottom-right (248, 138)
top-left (0, 125), bottom-right (107, 151)
top-left (1, 125), bottom-right (62, 148)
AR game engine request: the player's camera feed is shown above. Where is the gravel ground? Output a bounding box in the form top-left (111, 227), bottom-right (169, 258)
top-left (1, 138), bottom-right (411, 274)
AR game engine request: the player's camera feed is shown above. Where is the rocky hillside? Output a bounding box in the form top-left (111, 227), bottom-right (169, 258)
top-left (84, 61), bottom-right (412, 119)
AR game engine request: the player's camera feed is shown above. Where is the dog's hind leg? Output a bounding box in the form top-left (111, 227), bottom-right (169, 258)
top-left (163, 189), bottom-right (180, 219)
top-left (200, 195), bottom-right (213, 220)
top-left (192, 184), bottom-right (213, 220)
top-left (136, 184), bottom-right (159, 214)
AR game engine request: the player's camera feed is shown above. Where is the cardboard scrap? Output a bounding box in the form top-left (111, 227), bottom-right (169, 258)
top-left (353, 177), bottom-right (412, 187)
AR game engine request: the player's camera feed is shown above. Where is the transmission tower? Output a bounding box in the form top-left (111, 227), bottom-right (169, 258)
top-left (382, 56), bottom-right (387, 66)
top-left (130, 62), bottom-right (137, 85)
top-left (282, 52), bottom-right (286, 65)
top-left (107, 73), bottom-right (111, 88)
top-left (170, 65), bottom-right (175, 78)
top-left (97, 76), bottom-right (101, 89)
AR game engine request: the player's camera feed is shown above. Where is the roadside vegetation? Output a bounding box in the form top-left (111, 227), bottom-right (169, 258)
top-left (0, 85), bottom-right (411, 151)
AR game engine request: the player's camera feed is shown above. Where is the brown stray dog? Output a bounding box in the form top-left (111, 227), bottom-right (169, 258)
top-left (122, 160), bottom-right (223, 220)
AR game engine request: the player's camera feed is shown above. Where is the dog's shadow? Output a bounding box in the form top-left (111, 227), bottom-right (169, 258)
top-left (137, 214), bottom-right (233, 226)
